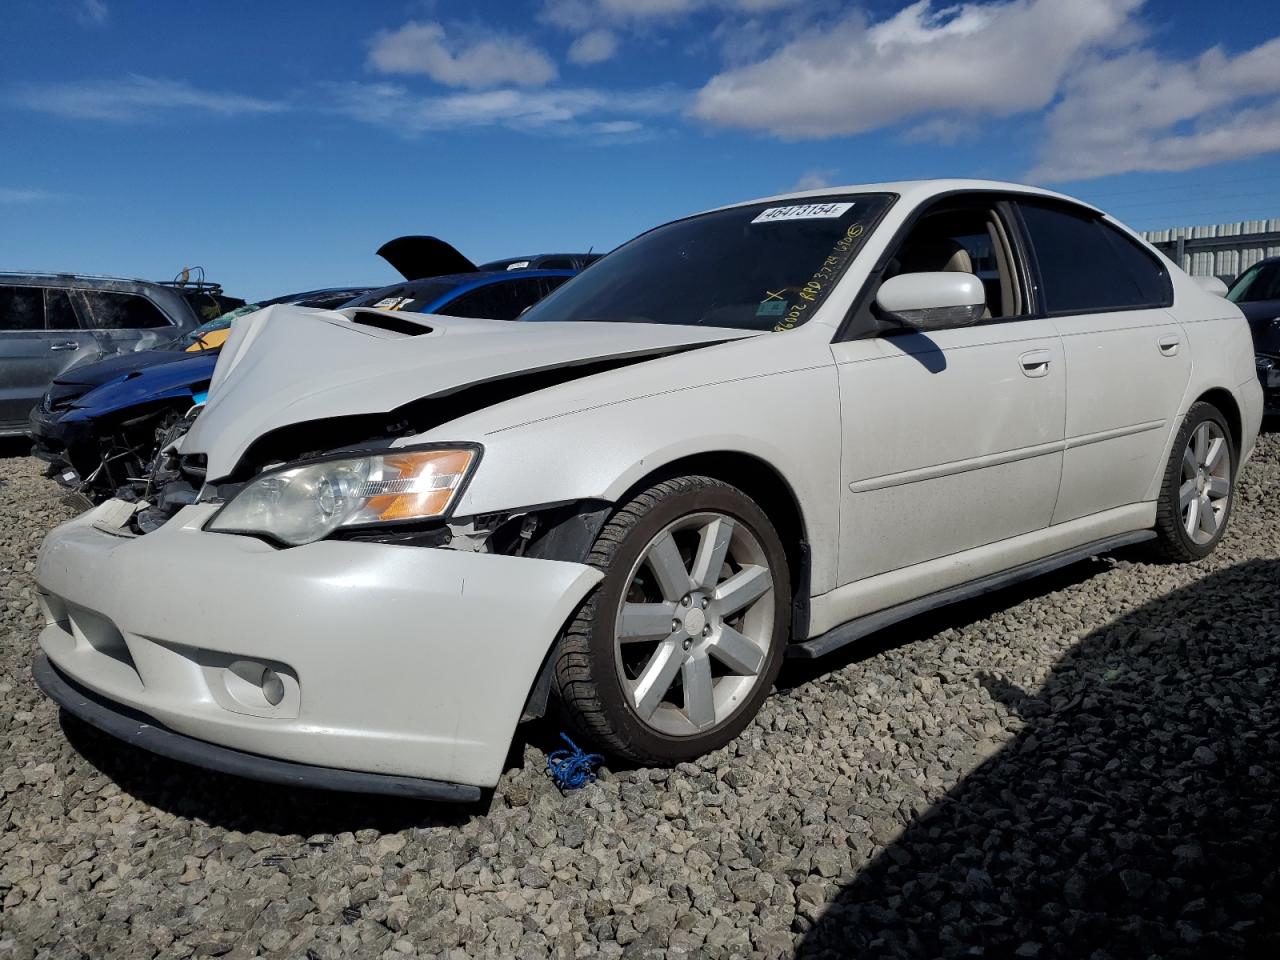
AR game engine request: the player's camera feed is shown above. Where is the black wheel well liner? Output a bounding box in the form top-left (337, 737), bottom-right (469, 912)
top-left (1194, 387), bottom-right (1243, 454)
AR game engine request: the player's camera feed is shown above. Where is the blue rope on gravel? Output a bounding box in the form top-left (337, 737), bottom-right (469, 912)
top-left (546, 733), bottom-right (603, 790)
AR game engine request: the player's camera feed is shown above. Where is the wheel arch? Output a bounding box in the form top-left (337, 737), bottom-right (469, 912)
top-left (612, 449), bottom-right (813, 644)
top-left (1194, 387), bottom-right (1243, 455)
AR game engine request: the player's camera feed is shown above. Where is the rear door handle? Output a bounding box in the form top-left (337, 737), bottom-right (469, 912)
top-left (1158, 335), bottom-right (1181, 357)
top-left (49, 341), bottom-right (80, 351)
top-left (1019, 349), bottom-right (1052, 378)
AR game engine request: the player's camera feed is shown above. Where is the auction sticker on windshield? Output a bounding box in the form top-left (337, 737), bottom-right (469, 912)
top-left (751, 203), bottom-right (854, 224)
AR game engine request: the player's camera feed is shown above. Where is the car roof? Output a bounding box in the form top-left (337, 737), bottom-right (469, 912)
top-left (347, 269), bottom-right (577, 308)
top-left (479, 254), bottom-right (597, 268)
top-left (382, 268), bottom-right (574, 292)
top-left (701, 178), bottom-right (1100, 217)
top-left (0, 271), bottom-right (230, 295)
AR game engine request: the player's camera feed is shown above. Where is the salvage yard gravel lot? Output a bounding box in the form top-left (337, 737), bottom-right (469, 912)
top-left (2, 432), bottom-right (1277, 959)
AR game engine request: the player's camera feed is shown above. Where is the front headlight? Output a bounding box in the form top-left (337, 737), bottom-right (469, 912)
top-left (207, 446), bottom-right (479, 546)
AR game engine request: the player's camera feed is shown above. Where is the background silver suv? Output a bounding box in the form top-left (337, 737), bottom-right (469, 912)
top-left (0, 273), bottom-right (240, 435)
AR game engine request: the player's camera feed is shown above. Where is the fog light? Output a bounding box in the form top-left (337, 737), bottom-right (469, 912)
top-left (261, 667), bottom-right (285, 706)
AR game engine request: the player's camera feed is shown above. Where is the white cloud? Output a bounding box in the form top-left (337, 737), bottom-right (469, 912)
top-left (790, 168), bottom-right (838, 191)
top-left (75, 0), bottom-right (108, 26)
top-left (330, 81), bottom-right (678, 138)
top-left (368, 21), bottom-right (557, 89)
top-left (0, 188), bottom-right (57, 203)
top-left (1030, 37), bottom-right (1280, 182)
top-left (691, 0), bottom-right (1141, 138)
top-left (568, 29), bottom-right (618, 65)
top-left (542, 0), bottom-right (801, 39)
top-left (8, 75), bottom-right (286, 122)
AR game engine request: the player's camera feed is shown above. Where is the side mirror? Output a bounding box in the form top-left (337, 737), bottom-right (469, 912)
top-left (1194, 275), bottom-right (1229, 297)
top-left (876, 272), bottom-right (985, 331)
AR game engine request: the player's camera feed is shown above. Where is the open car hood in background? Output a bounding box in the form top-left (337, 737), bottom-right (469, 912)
top-left (184, 305), bottom-right (756, 479)
top-left (376, 236), bottom-right (478, 281)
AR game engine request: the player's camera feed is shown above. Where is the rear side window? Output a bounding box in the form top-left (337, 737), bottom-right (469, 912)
top-left (0, 287), bottom-right (44, 330)
top-left (77, 291), bottom-right (171, 329)
top-left (1019, 203), bottom-right (1172, 314)
top-left (44, 289), bottom-right (79, 329)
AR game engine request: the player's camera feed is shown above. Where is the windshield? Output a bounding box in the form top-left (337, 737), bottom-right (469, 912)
top-left (1227, 261), bottom-right (1280, 303)
top-left (520, 194), bottom-right (892, 330)
top-left (180, 303), bottom-right (261, 347)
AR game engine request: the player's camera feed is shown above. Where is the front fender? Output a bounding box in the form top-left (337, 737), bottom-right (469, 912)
top-left (434, 362), bottom-right (843, 593)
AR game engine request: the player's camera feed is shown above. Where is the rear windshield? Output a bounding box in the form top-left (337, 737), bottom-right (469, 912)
top-left (520, 194), bottom-right (892, 331)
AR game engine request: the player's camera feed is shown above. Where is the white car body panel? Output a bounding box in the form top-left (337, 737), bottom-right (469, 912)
top-left (36, 501), bottom-right (600, 787)
top-left (831, 318), bottom-right (1066, 584)
top-left (32, 178), bottom-right (1265, 792)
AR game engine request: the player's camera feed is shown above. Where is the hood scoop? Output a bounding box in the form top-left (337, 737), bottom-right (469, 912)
top-left (348, 310), bottom-right (435, 337)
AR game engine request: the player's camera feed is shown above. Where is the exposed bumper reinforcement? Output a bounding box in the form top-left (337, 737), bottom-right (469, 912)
top-left (33, 653), bottom-right (483, 803)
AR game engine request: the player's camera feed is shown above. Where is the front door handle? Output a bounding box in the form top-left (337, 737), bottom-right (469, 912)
top-left (1019, 349), bottom-right (1052, 378)
top-left (1158, 335), bottom-right (1181, 357)
top-left (49, 341), bottom-right (79, 351)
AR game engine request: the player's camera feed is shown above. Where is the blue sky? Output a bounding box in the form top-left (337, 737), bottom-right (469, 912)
top-left (2, 0), bottom-right (1279, 300)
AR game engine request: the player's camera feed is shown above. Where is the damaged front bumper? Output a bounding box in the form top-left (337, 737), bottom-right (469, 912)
top-left (34, 501), bottom-right (602, 794)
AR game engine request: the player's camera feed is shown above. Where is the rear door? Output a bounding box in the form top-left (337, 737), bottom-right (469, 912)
top-left (1015, 201), bottom-right (1190, 524)
top-left (74, 289), bottom-right (176, 355)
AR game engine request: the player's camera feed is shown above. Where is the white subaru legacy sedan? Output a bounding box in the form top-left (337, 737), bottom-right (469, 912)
top-left (33, 180), bottom-right (1263, 800)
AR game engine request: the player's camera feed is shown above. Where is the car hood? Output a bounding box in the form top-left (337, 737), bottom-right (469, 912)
top-left (184, 305), bottom-right (755, 479)
top-left (54, 348), bottom-right (184, 388)
top-left (376, 235), bottom-right (477, 281)
top-left (66, 352), bottom-right (217, 421)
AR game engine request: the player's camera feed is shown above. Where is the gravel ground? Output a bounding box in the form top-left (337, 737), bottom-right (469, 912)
top-left (2, 431), bottom-right (1278, 959)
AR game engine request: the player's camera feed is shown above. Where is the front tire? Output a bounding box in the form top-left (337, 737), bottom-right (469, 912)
top-left (1149, 401), bottom-right (1236, 562)
top-left (553, 476), bottom-right (790, 766)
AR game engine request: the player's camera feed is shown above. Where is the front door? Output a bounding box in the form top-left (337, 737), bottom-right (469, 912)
top-left (833, 198), bottom-right (1066, 587)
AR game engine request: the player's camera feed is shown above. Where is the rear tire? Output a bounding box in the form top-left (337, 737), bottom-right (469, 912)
top-left (552, 476), bottom-right (790, 766)
top-left (1148, 401), bottom-right (1236, 562)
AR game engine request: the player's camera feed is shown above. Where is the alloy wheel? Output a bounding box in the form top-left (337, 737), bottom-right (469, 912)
top-left (1180, 420), bottom-right (1231, 545)
top-left (613, 512), bottom-right (776, 737)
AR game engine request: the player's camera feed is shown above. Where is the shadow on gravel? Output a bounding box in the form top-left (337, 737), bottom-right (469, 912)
top-left (0, 436), bottom-right (33, 459)
top-left (798, 559), bottom-right (1280, 959)
top-left (59, 715), bottom-right (487, 835)
top-left (777, 558), bottom-right (1107, 694)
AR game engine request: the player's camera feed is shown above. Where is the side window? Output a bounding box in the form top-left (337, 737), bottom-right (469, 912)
top-left (880, 203), bottom-right (1025, 320)
top-left (1019, 203), bottom-right (1171, 314)
top-left (539, 275), bottom-right (572, 298)
top-left (44, 289), bottom-right (80, 330)
top-left (77, 291), bottom-right (171, 329)
top-left (1096, 221), bottom-right (1174, 307)
top-left (0, 287), bottom-right (45, 331)
top-left (506, 278), bottom-right (552, 317)
top-left (439, 284), bottom-right (511, 320)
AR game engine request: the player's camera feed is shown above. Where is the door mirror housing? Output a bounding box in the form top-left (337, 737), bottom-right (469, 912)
top-left (1194, 275), bottom-right (1229, 297)
top-left (876, 272), bottom-right (986, 331)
